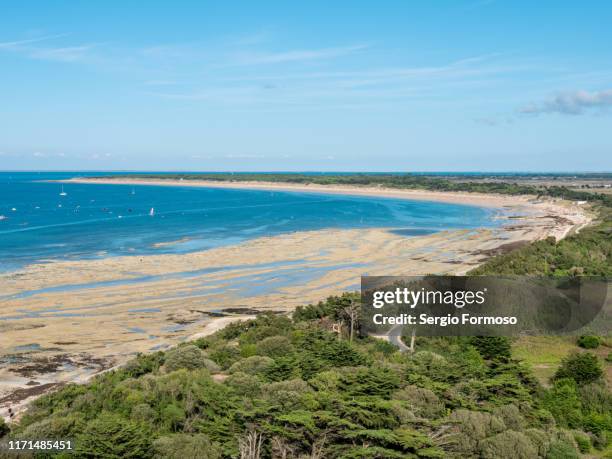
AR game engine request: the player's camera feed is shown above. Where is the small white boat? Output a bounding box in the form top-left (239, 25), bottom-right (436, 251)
top-left (149, 207), bottom-right (155, 216)
top-left (0, 215), bottom-right (7, 220)
top-left (59, 185), bottom-right (67, 196)
top-left (11, 207), bottom-right (16, 211)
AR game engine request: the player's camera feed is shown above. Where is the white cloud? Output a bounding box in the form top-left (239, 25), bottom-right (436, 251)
top-left (0, 33), bottom-right (94, 63)
top-left (0, 33), bottom-right (68, 49)
top-left (234, 44), bottom-right (368, 65)
top-left (520, 89), bottom-right (612, 115)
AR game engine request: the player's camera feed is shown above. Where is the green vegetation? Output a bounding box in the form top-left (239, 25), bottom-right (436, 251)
top-left (553, 353), bottom-right (604, 385)
top-left (3, 174), bottom-right (609, 457)
top-left (106, 172), bottom-right (612, 206)
top-left (577, 335), bottom-right (602, 349)
top-left (3, 298), bottom-right (610, 458)
top-left (471, 203), bottom-right (611, 276)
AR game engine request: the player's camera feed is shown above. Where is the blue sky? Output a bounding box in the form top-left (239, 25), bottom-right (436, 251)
top-left (1, 0), bottom-right (611, 171)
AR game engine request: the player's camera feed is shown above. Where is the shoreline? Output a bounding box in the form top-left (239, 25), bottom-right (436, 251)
top-left (1, 179), bottom-right (593, 419)
top-left (64, 176), bottom-right (592, 241)
top-left (64, 177), bottom-right (534, 208)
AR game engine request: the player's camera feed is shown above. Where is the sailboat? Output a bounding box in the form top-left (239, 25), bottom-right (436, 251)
top-left (59, 185), bottom-right (67, 196)
top-left (149, 207), bottom-right (155, 217)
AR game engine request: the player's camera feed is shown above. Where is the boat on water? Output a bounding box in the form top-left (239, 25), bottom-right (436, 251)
top-left (131, 187), bottom-right (136, 195)
top-left (0, 215), bottom-right (7, 220)
top-left (149, 207), bottom-right (155, 216)
top-left (59, 185), bottom-right (67, 196)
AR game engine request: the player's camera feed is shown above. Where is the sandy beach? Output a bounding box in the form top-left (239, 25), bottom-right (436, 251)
top-left (0, 179), bottom-right (592, 418)
top-left (67, 176), bottom-right (541, 206)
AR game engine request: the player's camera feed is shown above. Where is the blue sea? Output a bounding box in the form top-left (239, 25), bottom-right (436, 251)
top-left (0, 172), bottom-right (498, 272)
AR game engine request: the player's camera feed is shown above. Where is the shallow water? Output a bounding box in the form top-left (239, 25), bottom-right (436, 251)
top-left (0, 172), bottom-right (497, 271)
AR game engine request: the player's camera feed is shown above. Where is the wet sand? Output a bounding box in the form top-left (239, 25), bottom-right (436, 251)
top-left (0, 181), bottom-right (591, 418)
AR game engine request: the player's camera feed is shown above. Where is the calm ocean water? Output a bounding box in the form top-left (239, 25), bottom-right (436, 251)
top-left (0, 172), bottom-right (498, 271)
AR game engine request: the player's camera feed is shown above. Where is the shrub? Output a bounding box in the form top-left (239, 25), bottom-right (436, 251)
top-left (392, 385), bottom-right (445, 419)
top-left (18, 414), bottom-right (84, 440)
top-left (262, 379), bottom-right (312, 409)
top-left (533, 409), bottom-right (557, 429)
top-left (162, 404), bottom-right (185, 431)
top-left (524, 428), bottom-right (551, 457)
top-left (123, 352), bottom-right (165, 377)
top-left (492, 404), bottom-right (525, 431)
top-left (239, 325), bottom-right (283, 346)
top-left (229, 355), bottom-right (274, 375)
top-left (164, 345), bottom-right (215, 372)
top-left (576, 335), bottom-right (601, 349)
top-left (545, 440), bottom-right (579, 459)
top-left (578, 382), bottom-right (612, 418)
top-left (572, 431), bottom-right (590, 453)
top-left (208, 344), bottom-right (241, 370)
top-left (239, 343), bottom-right (257, 358)
top-left (192, 337), bottom-right (212, 349)
top-left (76, 412), bottom-right (151, 458)
top-left (225, 372), bottom-right (262, 396)
top-left (542, 378), bottom-right (582, 428)
top-left (479, 431), bottom-right (538, 459)
top-left (404, 350), bottom-right (454, 383)
top-left (554, 352), bottom-right (603, 385)
top-left (264, 355), bottom-right (301, 381)
top-left (131, 403), bottom-right (156, 422)
top-left (370, 337), bottom-right (399, 356)
top-left (606, 352), bottom-right (612, 363)
top-left (307, 369), bottom-right (342, 392)
top-left (447, 410), bottom-right (506, 455)
top-left (582, 412), bottom-right (612, 434)
top-left (255, 335), bottom-right (293, 358)
top-left (152, 433), bottom-right (222, 459)
top-left (238, 314), bottom-right (293, 345)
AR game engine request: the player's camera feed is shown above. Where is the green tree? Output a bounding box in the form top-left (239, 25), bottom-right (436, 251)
top-left (75, 412), bottom-right (151, 458)
top-left (554, 352), bottom-right (603, 385)
top-left (469, 336), bottom-right (512, 361)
